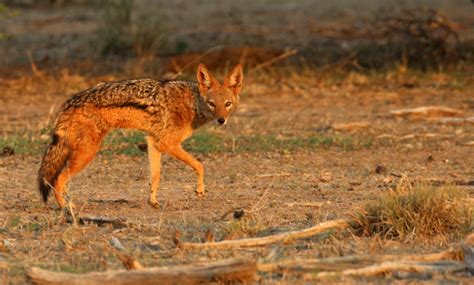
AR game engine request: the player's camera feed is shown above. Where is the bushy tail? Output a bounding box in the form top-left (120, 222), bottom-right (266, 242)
top-left (38, 134), bottom-right (70, 203)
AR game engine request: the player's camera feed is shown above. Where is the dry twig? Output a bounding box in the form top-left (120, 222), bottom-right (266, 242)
top-left (176, 219), bottom-right (350, 249)
top-left (390, 106), bottom-right (464, 118)
top-left (249, 49), bottom-right (298, 73)
top-left (285, 202), bottom-right (327, 208)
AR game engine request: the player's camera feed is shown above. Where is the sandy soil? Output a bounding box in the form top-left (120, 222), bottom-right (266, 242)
top-left (0, 1), bottom-right (473, 284)
top-left (1, 69), bottom-right (473, 283)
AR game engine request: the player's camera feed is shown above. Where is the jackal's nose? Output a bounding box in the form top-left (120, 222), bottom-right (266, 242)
top-left (217, 117), bottom-right (226, 125)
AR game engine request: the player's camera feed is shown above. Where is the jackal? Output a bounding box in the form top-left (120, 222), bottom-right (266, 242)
top-left (38, 64), bottom-right (243, 208)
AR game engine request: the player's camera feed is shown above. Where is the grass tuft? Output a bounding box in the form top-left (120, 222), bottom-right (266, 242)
top-left (353, 178), bottom-right (472, 240)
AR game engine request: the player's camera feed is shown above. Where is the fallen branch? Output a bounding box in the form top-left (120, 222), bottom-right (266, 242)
top-left (77, 215), bottom-right (128, 228)
top-left (259, 234), bottom-right (473, 279)
top-left (28, 258), bottom-right (256, 285)
top-left (315, 260), bottom-right (465, 279)
top-left (64, 210), bottom-right (128, 228)
top-left (258, 247), bottom-right (463, 272)
top-left (390, 106), bottom-right (464, 118)
top-left (176, 219), bottom-right (350, 249)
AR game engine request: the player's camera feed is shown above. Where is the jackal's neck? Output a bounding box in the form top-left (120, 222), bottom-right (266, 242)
top-left (192, 90), bottom-right (214, 129)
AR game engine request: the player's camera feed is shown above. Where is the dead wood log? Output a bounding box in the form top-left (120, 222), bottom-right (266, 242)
top-left (390, 106), bottom-right (464, 118)
top-left (177, 219), bottom-right (350, 249)
top-left (315, 260), bottom-right (465, 279)
top-left (258, 248), bottom-right (463, 272)
top-left (259, 235), bottom-right (471, 279)
top-left (28, 258), bottom-right (256, 285)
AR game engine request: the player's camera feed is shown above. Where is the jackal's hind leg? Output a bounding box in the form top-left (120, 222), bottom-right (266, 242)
top-left (53, 136), bottom-right (101, 208)
top-left (147, 136), bottom-right (162, 208)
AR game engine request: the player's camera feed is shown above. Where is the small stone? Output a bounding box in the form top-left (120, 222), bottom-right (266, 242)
top-left (375, 165), bottom-right (387, 174)
top-left (110, 236), bottom-right (125, 251)
top-left (319, 171), bottom-right (332, 182)
top-left (2, 240), bottom-right (12, 247)
top-left (137, 142), bottom-right (147, 152)
top-left (1, 146), bottom-right (14, 157)
top-left (233, 209), bottom-right (245, 219)
top-left (40, 134), bottom-right (50, 141)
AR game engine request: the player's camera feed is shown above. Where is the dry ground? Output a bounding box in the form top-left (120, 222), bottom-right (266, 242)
top-left (1, 67), bottom-right (473, 284)
top-left (1, 1), bottom-right (474, 284)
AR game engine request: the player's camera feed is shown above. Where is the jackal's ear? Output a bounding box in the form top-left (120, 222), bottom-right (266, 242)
top-left (224, 64), bottom-right (243, 96)
top-left (197, 63), bottom-right (219, 94)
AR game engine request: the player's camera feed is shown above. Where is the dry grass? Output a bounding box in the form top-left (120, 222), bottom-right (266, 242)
top-left (354, 178), bottom-right (472, 241)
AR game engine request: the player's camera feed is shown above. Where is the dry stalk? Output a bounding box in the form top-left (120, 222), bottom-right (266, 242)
top-left (170, 45), bottom-right (223, 79)
top-left (249, 49), bottom-right (298, 73)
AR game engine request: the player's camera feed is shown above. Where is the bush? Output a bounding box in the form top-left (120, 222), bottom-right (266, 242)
top-left (354, 178), bottom-right (472, 240)
top-left (371, 8), bottom-right (460, 69)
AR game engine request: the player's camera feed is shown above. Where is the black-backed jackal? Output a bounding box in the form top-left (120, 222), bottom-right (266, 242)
top-left (38, 64), bottom-right (243, 208)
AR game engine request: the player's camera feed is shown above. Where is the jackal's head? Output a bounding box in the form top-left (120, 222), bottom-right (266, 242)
top-left (197, 63), bottom-right (243, 125)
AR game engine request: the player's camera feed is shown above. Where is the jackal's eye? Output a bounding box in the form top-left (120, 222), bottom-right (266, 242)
top-left (208, 101), bottom-right (215, 108)
top-left (225, 101), bottom-right (232, 107)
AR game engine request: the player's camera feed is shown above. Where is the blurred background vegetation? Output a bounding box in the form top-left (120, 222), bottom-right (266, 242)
top-left (0, 0), bottom-right (473, 76)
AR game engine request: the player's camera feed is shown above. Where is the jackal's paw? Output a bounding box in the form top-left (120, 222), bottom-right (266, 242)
top-left (56, 201), bottom-right (74, 211)
top-left (49, 204), bottom-right (64, 211)
top-left (148, 199), bottom-right (160, 209)
top-left (195, 189), bottom-right (205, 197)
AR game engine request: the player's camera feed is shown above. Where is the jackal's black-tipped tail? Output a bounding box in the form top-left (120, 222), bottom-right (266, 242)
top-left (38, 134), bottom-right (70, 203)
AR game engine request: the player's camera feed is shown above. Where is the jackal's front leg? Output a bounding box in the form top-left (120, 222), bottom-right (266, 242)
top-left (166, 146), bottom-right (204, 195)
top-left (147, 137), bottom-right (162, 208)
